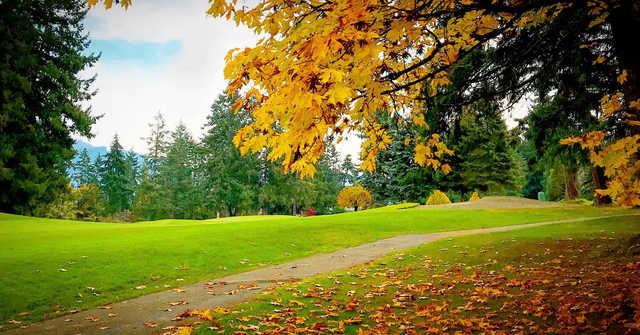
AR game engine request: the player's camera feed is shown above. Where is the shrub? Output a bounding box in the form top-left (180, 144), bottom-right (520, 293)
top-left (469, 192), bottom-right (480, 202)
top-left (559, 198), bottom-right (594, 206)
top-left (446, 190), bottom-right (463, 203)
top-left (337, 184), bottom-right (373, 211)
top-left (426, 190), bottom-right (451, 205)
top-left (303, 208), bottom-right (317, 216)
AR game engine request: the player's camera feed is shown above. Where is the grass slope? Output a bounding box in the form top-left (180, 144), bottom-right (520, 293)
top-left (202, 215), bottom-right (640, 335)
top-left (0, 204), bottom-right (630, 325)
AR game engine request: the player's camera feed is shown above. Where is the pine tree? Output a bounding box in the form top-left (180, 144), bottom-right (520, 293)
top-left (340, 155), bottom-right (358, 187)
top-left (360, 113), bottom-right (440, 204)
top-left (161, 123), bottom-right (197, 218)
top-left (201, 94), bottom-right (259, 216)
top-left (124, 150), bottom-right (139, 205)
top-left (0, 0), bottom-right (98, 214)
top-left (312, 143), bottom-right (343, 213)
top-left (144, 112), bottom-right (169, 173)
top-left (452, 100), bottom-right (521, 194)
top-left (132, 159), bottom-right (154, 220)
top-left (72, 149), bottom-right (95, 186)
top-left (101, 135), bottom-right (133, 214)
top-left (93, 155), bottom-right (104, 186)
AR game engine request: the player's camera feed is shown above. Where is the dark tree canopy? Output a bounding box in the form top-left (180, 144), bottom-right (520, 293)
top-left (0, 0), bottom-right (98, 214)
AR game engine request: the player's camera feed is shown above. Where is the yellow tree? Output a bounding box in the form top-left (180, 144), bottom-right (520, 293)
top-left (337, 184), bottom-right (372, 211)
top-left (92, 0), bottom-right (639, 205)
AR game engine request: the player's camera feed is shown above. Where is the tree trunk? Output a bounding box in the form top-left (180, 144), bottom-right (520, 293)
top-left (563, 165), bottom-right (579, 200)
top-left (590, 166), bottom-right (611, 206)
top-left (354, 205), bottom-right (358, 211)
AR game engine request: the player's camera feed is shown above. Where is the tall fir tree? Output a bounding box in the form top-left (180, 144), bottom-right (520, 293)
top-left (447, 100), bottom-right (521, 194)
top-left (161, 123), bottom-right (197, 218)
top-left (201, 94), bottom-right (260, 216)
top-left (144, 111), bottom-right (169, 173)
top-left (340, 155), bottom-right (358, 187)
top-left (72, 149), bottom-right (95, 186)
top-left (101, 135), bottom-right (133, 214)
top-left (0, 0), bottom-right (98, 214)
top-left (361, 113), bottom-right (440, 203)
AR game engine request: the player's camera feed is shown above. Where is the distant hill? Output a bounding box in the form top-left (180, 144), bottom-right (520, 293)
top-left (73, 139), bottom-right (108, 161)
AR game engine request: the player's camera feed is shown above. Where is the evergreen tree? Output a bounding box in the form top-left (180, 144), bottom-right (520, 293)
top-left (360, 113), bottom-right (440, 204)
top-left (201, 94), bottom-right (260, 216)
top-left (132, 159), bottom-right (155, 220)
top-left (161, 123), bottom-right (197, 218)
top-left (144, 111), bottom-right (169, 172)
top-left (311, 143), bottom-right (343, 213)
top-left (340, 155), bottom-right (358, 187)
top-left (93, 155), bottom-right (104, 186)
top-left (524, 97), bottom-right (595, 200)
top-left (450, 101), bottom-right (521, 194)
top-left (101, 135), bottom-right (133, 214)
top-left (72, 149), bottom-right (95, 186)
top-left (124, 150), bottom-right (139, 205)
top-left (0, 0), bottom-right (98, 214)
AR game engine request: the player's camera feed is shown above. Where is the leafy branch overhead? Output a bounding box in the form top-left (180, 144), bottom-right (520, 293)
top-left (91, 0), bottom-right (640, 205)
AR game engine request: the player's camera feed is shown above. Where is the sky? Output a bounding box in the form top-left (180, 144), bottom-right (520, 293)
top-left (81, 0), bottom-right (362, 159)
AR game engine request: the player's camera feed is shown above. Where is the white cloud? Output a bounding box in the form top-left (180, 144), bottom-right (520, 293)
top-left (82, 0), bottom-right (257, 152)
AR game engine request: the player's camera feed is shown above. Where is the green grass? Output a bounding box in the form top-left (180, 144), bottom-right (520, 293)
top-left (204, 215), bottom-right (640, 334)
top-left (0, 204), bottom-right (632, 325)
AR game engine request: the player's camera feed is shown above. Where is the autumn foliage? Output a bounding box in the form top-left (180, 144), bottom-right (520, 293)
top-left (469, 192), bottom-right (480, 202)
top-left (92, 0), bottom-right (639, 205)
top-left (337, 184), bottom-right (372, 211)
top-left (561, 132), bottom-right (640, 208)
top-left (426, 190), bottom-right (451, 206)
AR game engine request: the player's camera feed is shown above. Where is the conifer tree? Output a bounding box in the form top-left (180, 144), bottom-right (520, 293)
top-left (162, 123), bottom-right (197, 218)
top-left (201, 94), bottom-right (259, 216)
top-left (72, 149), bottom-right (95, 186)
top-left (145, 112), bottom-right (169, 172)
top-left (452, 101), bottom-right (521, 194)
top-left (0, 0), bottom-right (98, 214)
top-left (101, 135), bottom-right (133, 214)
top-left (340, 155), bottom-right (358, 187)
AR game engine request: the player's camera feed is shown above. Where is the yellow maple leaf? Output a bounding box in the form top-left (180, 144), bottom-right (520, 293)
top-left (593, 55), bottom-right (606, 65)
top-left (477, 15), bottom-right (499, 35)
top-left (617, 69), bottom-right (628, 85)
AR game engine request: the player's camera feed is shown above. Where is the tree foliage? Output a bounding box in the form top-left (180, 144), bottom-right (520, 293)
top-left (101, 135), bottom-right (134, 214)
top-left (1, 0), bottom-right (98, 214)
top-left (337, 184), bottom-right (372, 211)
top-left (426, 190), bottom-right (451, 206)
top-left (94, 0), bottom-right (640, 206)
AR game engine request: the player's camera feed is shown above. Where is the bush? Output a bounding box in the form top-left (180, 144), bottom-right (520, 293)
top-left (559, 198), bottom-right (594, 206)
top-left (426, 190), bottom-right (451, 205)
top-left (303, 208), bottom-right (317, 216)
top-left (469, 192), bottom-right (480, 202)
top-left (446, 190), bottom-right (463, 203)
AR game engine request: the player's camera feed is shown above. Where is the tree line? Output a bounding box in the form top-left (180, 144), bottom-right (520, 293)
top-left (42, 84), bottom-right (616, 222)
top-left (53, 94), bottom-right (358, 221)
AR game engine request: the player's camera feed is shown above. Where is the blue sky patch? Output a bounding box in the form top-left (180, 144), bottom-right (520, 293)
top-left (87, 39), bottom-right (182, 66)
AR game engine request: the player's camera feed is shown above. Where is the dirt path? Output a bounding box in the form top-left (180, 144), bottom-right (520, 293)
top-left (3, 214), bottom-right (637, 335)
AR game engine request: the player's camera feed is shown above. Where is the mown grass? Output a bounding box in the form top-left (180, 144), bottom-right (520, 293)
top-left (202, 215), bottom-right (640, 334)
top-left (0, 204), bottom-right (631, 325)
